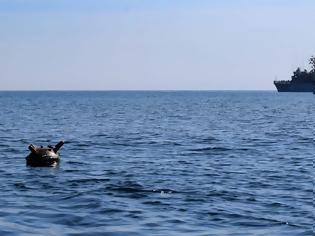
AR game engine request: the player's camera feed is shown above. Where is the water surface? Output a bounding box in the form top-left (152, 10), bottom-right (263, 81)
top-left (0, 91), bottom-right (313, 235)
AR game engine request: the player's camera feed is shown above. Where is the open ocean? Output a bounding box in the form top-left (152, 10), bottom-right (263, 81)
top-left (0, 91), bottom-right (313, 236)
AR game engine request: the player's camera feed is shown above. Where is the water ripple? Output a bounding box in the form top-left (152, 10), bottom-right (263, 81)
top-left (0, 91), bottom-right (312, 236)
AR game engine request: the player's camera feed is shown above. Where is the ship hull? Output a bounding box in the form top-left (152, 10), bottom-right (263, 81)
top-left (274, 81), bottom-right (315, 92)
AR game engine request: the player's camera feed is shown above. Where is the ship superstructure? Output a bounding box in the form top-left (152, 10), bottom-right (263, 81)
top-left (274, 56), bottom-right (315, 92)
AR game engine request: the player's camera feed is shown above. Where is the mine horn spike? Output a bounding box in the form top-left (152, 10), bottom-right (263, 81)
top-left (53, 141), bottom-right (65, 153)
top-left (28, 144), bottom-right (37, 154)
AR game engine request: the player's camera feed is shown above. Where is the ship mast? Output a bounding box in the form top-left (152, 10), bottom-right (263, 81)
top-left (310, 56), bottom-right (315, 72)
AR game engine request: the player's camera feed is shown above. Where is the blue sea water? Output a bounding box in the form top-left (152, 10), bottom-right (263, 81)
top-left (0, 91), bottom-right (313, 236)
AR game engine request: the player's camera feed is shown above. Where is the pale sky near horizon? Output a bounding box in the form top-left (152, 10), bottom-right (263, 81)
top-left (0, 0), bottom-right (314, 90)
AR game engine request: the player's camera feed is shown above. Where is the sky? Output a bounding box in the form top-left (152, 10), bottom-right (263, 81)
top-left (0, 0), bottom-right (315, 90)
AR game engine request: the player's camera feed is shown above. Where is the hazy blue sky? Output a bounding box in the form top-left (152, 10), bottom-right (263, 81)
top-left (1, 0), bottom-right (314, 90)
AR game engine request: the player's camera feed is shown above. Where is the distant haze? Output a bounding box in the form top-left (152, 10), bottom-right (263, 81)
top-left (1, 0), bottom-right (314, 90)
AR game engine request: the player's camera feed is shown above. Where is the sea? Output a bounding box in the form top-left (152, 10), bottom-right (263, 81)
top-left (0, 91), bottom-right (313, 236)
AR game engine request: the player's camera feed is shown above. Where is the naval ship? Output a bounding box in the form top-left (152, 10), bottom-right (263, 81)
top-left (274, 56), bottom-right (315, 92)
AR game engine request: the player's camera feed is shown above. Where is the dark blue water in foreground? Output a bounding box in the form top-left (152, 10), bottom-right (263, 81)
top-left (0, 91), bottom-right (313, 236)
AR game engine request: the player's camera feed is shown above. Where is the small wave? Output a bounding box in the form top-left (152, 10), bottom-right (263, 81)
top-left (76, 143), bottom-right (92, 147)
top-left (95, 208), bottom-right (125, 214)
top-left (66, 161), bottom-right (87, 165)
top-left (58, 192), bottom-right (85, 200)
top-left (68, 178), bottom-right (111, 184)
top-left (200, 136), bottom-right (219, 143)
top-left (105, 183), bottom-right (176, 195)
top-left (188, 146), bottom-right (232, 152)
top-left (14, 182), bottom-right (32, 190)
top-left (207, 210), bottom-right (294, 227)
top-left (109, 142), bottom-right (134, 147)
top-left (152, 188), bottom-right (176, 194)
top-left (162, 141), bottom-right (182, 146)
top-left (105, 181), bottom-right (144, 193)
top-left (2, 147), bottom-right (20, 153)
top-left (89, 134), bottom-right (109, 138)
top-left (0, 144), bottom-right (10, 148)
top-left (107, 186), bottom-right (144, 193)
top-left (142, 200), bottom-right (170, 206)
top-left (187, 146), bottom-right (250, 153)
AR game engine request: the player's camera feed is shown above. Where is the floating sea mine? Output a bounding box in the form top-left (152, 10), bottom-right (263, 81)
top-left (26, 141), bottom-right (64, 167)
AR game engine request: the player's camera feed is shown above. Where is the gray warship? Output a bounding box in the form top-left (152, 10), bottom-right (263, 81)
top-left (274, 56), bottom-right (315, 92)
